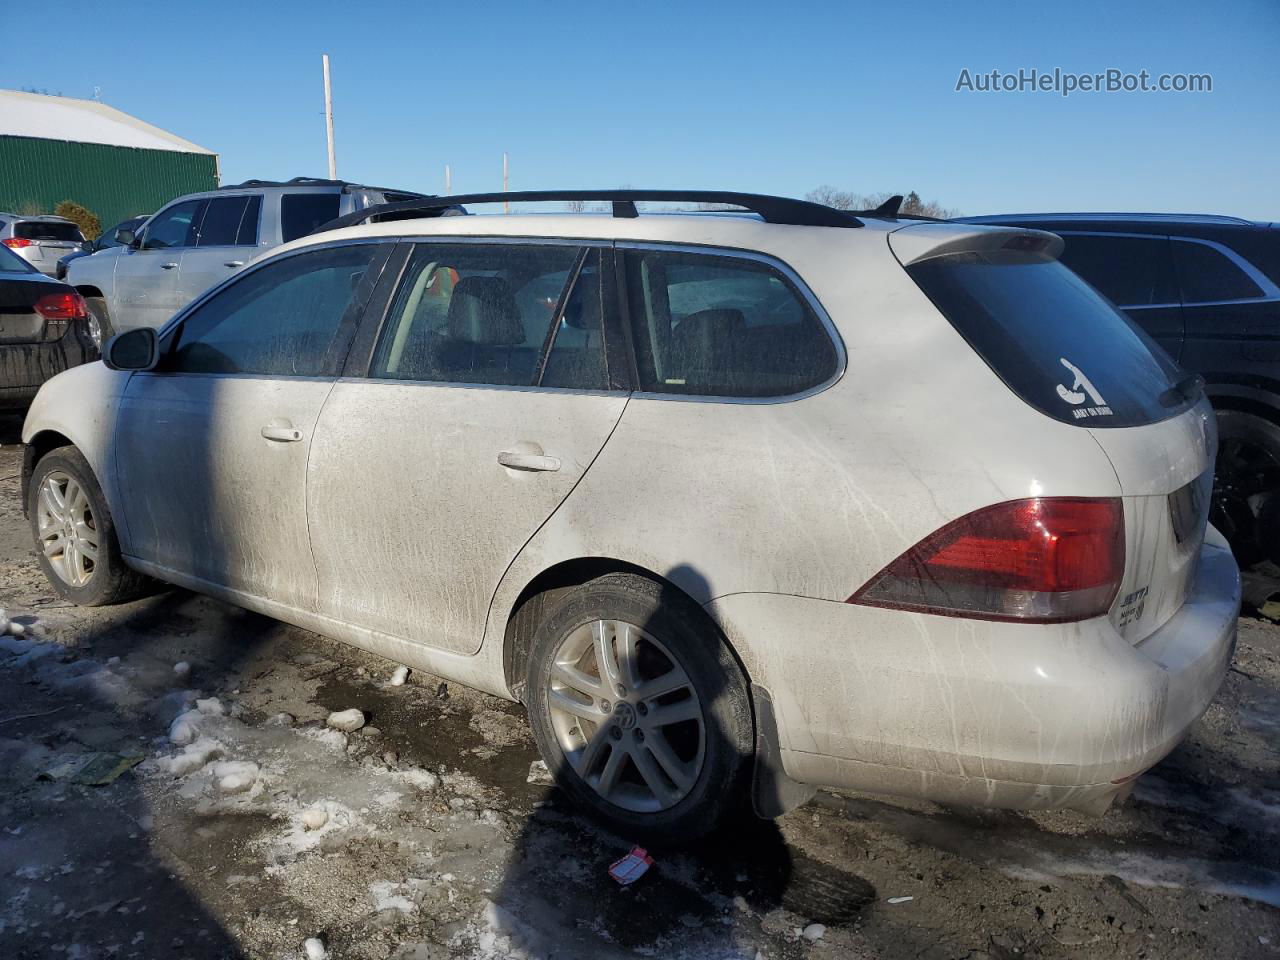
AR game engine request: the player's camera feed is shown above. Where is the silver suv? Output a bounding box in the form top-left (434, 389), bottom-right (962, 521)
top-left (0, 214), bottom-right (87, 277)
top-left (66, 177), bottom-right (423, 337)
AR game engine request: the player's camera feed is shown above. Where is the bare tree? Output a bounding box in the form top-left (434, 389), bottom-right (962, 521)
top-left (804, 185), bottom-right (861, 210)
top-left (807, 186), bottom-right (957, 218)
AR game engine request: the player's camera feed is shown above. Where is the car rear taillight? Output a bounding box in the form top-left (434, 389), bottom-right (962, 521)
top-left (2, 237), bottom-right (34, 249)
top-left (33, 292), bottom-right (88, 321)
top-left (849, 498), bottom-right (1125, 623)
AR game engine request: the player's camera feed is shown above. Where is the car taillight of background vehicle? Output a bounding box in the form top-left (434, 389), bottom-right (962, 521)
top-left (849, 497), bottom-right (1125, 623)
top-left (33, 291), bottom-right (90, 342)
top-left (2, 237), bottom-right (34, 249)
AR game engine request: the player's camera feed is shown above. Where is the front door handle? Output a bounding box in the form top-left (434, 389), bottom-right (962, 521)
top-left (261, 423), bottom-right (303, 443)
top-left (224, 260), bottom-right (245, 268)
top-left (497, 450), bottom-right (561, 472)
top-left (161, 262), bottom-right (178, 270)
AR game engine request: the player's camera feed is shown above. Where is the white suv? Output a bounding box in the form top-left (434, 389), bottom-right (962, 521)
top-left (65, 177), bottom-right (423, 338)
top-left (21, 190), bottom-right (1239, 840)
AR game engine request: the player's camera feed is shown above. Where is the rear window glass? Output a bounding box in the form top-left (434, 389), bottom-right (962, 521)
top-left (197, 195), bottom-right (261, 247)
top-left (907, 250), bottom-right (1191, 428)
top-left (1173, 240), bottom-right (1264, 303)
top-left (623, 250), bottom-right (838, 397)
top-left (1057, 235), bottom-right (1179, 307)
top-left (281, 193), bottom-right (341, 243)
top-left (15, 221), bottom-right (83, 242)
top-left (0, 244), bottom-right (35, 273)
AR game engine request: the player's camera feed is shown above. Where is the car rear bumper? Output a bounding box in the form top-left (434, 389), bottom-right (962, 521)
top-left (706, 525), bottom-right (1239, 814)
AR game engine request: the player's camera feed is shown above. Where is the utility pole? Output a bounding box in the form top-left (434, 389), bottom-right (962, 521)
top-left (445, 164), bottom-right (451, 194)
top-left (503, 152), bottom-right (509, 213)
top-left (322, 54), bottom-right (337, 180)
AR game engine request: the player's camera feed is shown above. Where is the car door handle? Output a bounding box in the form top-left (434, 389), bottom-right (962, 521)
top-left (161, 262), bottom-right (178, 270)
top-left (261, 424), bottom-right (304, 443)
top-left (497, 450), bottom-right (561, 472)
top-left (224, 260), bottom-right (244, 268)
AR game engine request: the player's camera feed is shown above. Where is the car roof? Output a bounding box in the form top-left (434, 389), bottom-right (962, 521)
top-left (0, 214), bottom-right (77, 223)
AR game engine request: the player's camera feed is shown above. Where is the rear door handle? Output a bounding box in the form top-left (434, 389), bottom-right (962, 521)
top-left (497, 451), bottom-right (561, 472)
top-left (224, 260), bottom-right (245, 268)
top-left (161, 262), bottom-right (178, 270)
top-left (261, 424), bottom-right (303, 443)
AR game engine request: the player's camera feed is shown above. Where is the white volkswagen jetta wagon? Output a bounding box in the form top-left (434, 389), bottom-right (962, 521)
top-left (21, 190), bottom-right (1239, 840)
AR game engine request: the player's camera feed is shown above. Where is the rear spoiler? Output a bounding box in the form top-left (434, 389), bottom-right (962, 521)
top-left (888, 223), bottom-right (1065, 267)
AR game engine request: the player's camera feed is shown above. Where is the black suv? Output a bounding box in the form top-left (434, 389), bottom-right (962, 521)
top-left (957, 212), bottom-right (1280, 566)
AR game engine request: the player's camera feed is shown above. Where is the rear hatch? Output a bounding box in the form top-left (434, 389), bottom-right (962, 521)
top-left (13, 220), bottom-right (85, 270)
top-left (891, 223), bottom-right (1215, 644)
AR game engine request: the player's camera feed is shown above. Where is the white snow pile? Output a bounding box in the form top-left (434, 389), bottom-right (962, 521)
top-left (370, 880), bottom-right (418, 915)
top-left (326, 708), bottom-right (366, 732)
top-left (389, 665), bottom-right (410, 686)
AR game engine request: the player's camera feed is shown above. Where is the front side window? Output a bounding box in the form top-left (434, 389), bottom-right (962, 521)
top-left (280, 193), bottom-right (342, 243)
top-left (196, 195), bottom-right (262, 247)
top-left (622, 249), bottom-right (838, 397)
top-left (167, 245), bottom-right (380, 376)
top-left (370, 243), bottom-right (609, 389)
top-left (1056, 234), bottom-right (1179, 308)
top-left (1173, 240), bottom-right (1265, 303)
top-left (143, 200), bottom-right (204, 250)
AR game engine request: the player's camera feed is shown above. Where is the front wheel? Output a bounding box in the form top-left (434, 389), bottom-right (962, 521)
top-left (28, 446), bottom-right (153, 606)
top-left (525, 573), bottom-right (754, 842)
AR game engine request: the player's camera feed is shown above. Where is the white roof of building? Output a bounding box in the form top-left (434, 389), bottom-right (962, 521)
top-left (0, 89), bottom-right (214, 155)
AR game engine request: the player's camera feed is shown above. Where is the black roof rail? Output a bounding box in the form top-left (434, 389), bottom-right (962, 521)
top-left (311, 190), bottom-right (865, 235)
top-left (219, 176), bottom-right (427, 199)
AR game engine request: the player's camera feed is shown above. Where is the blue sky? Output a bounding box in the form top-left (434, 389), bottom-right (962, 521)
top-left (3, 0), bottom-right (1278, 218)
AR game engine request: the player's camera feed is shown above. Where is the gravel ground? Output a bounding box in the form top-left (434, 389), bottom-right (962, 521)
top-left (0, 419), bottom-right (1277, 960)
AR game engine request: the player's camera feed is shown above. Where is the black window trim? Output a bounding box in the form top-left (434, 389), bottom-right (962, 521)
top-left (340, 235), bottom-right (629, 395)
top-left (614, 240), bottom-right (847, 405)
top-left (141, 237), bottom-right (397, 381)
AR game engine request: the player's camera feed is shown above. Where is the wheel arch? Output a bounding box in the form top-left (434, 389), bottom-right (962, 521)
top-left (500, 556), bottom-right (756, 705)
top-left (22, 429), bottom-right (75, 518)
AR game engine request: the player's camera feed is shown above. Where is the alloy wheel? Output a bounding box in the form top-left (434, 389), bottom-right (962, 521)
top-left (36, 471), bottom-right (99, 588)
top-left (546, 619), bottom-right (706, 813)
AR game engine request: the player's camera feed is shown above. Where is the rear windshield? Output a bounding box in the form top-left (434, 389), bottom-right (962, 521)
top-left (15, 221), bottom-right (84, 242)
top-left (0, 244), bottom-right (35, 273)
top-left (907, 250), bottom-right (1193, 428)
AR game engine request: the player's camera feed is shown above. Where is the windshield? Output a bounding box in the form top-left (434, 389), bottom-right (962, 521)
top-left (907, 250), bottom-right (1194, 428)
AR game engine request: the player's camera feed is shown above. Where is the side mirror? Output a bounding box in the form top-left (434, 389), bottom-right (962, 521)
top-left (103, 328), bottom-right (159, 371)
top-left (116, 228), bottom-right (138, 248)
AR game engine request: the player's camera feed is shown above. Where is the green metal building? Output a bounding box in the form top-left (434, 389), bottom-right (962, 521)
top-left (0, 89), bottom-right (218, 229)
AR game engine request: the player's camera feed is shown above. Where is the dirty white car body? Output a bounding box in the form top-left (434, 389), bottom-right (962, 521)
top-left (22, 194), bottom-right (1240, 837)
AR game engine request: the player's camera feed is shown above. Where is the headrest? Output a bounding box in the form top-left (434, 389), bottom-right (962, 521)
top-left (672, 308), bottom-right (747, 353)
top-left (446, 276), bottom-right (524, 345)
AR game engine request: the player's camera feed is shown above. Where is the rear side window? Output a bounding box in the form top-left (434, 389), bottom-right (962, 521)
top-left (15, 221), bottom-right (83, 242)
top-left (370, 243), bottom-right (609, 389)
top-left (1056, 235), bottom-right (1178, 307)
top-left (196, 195), bottom-right (261, 247)
top-left (908, 250), bottom-right (1189, 428)
top-left (622, 249), bottom-right (837, 397)
top-left (1173, 240), bottom-right (1264, 303)
top-left (281, 193), bottom-right (342, 243)
top-left (168, 245), bottom-right (380, 376)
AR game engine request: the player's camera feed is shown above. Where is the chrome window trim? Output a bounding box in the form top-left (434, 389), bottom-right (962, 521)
top-left (614, 240), bottom-right (847, 406)
top-left (1055, 230), bottom-right (1280, 308)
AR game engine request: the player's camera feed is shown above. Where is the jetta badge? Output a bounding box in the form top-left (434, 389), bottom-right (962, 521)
top-left (1056, 358), bottom-right (1113, 419)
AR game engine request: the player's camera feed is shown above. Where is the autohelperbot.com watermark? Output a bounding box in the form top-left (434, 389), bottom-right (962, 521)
top-left (955, 67), bottom-right (1212, 97)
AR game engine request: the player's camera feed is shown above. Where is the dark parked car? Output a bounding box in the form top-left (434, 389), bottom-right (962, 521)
top-left (55, 215), bottom-right (149, 281)
top-left (0, 243), bottom-right (98, 412)
top-left (957, 212), bottom-right (1280, 565)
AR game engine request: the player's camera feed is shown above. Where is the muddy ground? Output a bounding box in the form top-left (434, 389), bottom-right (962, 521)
top-left (0, 418), bottom-right (1277, 960)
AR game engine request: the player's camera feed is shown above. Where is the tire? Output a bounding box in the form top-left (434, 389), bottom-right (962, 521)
top-left (83, 296), bottom-right (111, 349)
top-left (525, 572), bottom-right (754, 843)
top-left (1211, 409), bottom-right (1280, 568)
top-left (28, 446), bottom-right (153, 606)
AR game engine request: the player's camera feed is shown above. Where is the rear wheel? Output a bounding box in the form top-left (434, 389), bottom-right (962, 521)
top-left (525, 573), bottom-right (754, 842)
top-left (1211, 409), bottom-right (1280, 568)
top-left (83, 296), bottom-right (111, 348)
top-left (28, 446), bottom-right (153, 606)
